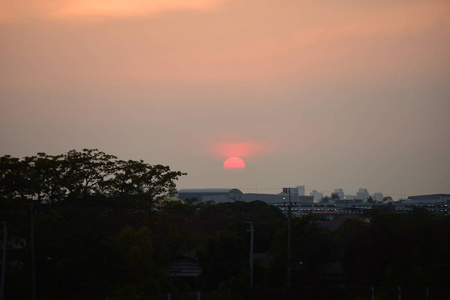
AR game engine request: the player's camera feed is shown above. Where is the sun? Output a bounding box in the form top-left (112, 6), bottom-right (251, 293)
top-left (223, 156), bottom-right (246, 169)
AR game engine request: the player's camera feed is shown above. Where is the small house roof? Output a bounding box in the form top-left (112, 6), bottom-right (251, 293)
top-left (169, 254), bottom-right (202, 277)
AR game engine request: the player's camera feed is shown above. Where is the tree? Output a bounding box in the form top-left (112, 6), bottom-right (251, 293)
top-left (113, 227), bottom-right (154, 284)
top-left (109, 159), bottom-right (186, 212)
top-left (0, 150), bottom-right (187, 299)
top-left (378, 208), bottom-right (450, 288)
top-left (61, 149), bottom-right (118, 198)
top-left (0, 155), bottom-right (28, 199)
top-left (331, 193), bottom-right (340, 200)
top-left (25, 153), bottom-right (68, 202)
top-left (320, 196), bottom-right (330, 203)
top-left (197, 230), bottom-right (247, 291)
top-left (0, 149), bottom-right (186, 204)
top-left (336, 218), bottom-right (389, 286)
top-left (268, 215), bottom-right (337, 287)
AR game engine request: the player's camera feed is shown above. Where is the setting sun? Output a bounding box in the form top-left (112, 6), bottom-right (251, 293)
top-left (223, 156), bottom-right (246, 169)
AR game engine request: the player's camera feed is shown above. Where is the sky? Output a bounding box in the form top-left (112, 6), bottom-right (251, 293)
top-left (1, 0), bottom-right (450, 199)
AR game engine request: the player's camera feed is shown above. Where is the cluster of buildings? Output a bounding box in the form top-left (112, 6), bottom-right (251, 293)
top-left (177, 186), bottom-right (384, 205)
top-left (286, 186), bottom-right (384, 203)
top-left (169, 188), bottom-right (448, 279)
top-left (176, 187), bottom-right (450, 216)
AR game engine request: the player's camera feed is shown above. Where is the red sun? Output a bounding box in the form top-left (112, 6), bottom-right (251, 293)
top-left (223, 156), bottom-right (246, 169)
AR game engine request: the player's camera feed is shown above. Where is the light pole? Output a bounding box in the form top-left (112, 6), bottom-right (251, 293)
top-left (32, 257), bottom-right (51, 300)
top-left (30, 199), bottom-right (50, 300)
top-left (245, 222), bottom-right (254, 288)
top-left (30, 199), bottom-right (36, 300)
top-left (0, 221), bottom-right (7, 300)
top-left (286, 188), bottom-right (292, 287)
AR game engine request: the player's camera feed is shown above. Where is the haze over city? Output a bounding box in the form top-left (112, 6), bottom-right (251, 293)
top-left (1, 0), bottom-right (449, 197)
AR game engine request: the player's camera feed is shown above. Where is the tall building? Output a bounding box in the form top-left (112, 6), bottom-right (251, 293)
top-left (373, 192), bottom-right (384, 202)
top-left (334, 188), bottom-right (345, 200)
top-left (356, 188), bottom-right (370, 201)
top-left (282, 185), bottom-right (305, 196)
top-left (310, 190), bottom-right (323, 202)
top-left (298, 185), bottom-right (305, 196)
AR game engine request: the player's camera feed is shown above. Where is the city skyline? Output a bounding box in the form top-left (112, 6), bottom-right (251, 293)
top-left (1, 0), bottom-right (450, 197)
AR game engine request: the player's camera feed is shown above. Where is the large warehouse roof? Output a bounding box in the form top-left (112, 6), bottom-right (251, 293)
top-left (177, 188), bottom-right (244, 203)
top-left (177, 188), bottom-right (243, 194)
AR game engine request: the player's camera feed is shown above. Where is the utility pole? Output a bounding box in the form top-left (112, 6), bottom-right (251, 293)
top-left (0, 222), bottom-right (7, 300)
top-left (286, 188), bottom-right (291, 287)
top-left (246, 222), bottom-right (254, 288)
top-left (30, 198), bottom-right (36, 300)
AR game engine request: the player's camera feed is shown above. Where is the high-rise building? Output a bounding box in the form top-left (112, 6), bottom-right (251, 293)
top-left (373, 192), bottom-right (384, 202)
top-left (334, 188), bottom-right (345, 200)
top-left (297, 185), bottom-right (305, 196)
top-left (356, 188), bottom-right (370, 201)
top-left (310, 190), bottom-right (323, 202)
top-left (282, 185), bottom-right (305, 196)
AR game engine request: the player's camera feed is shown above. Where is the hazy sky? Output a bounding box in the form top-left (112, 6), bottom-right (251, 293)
top-left (1, 0), bottom-right (450, 198)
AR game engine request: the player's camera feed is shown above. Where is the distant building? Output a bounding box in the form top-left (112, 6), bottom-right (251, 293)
top-left (179, 188), bottom-right (450, 216)
top-left (407, 194), bottom-right (450, 203)
top-left (283, 185), bottom-right (305, 196)
top-left (310, 190), bottom-right (324, 203)
top-left (334, 188), bottom-right (345, 200)
top-left (356, 188), bottom-right (370, 201)
top-left (373, 192), bottom-right (384, 202)
top-left (177, 188), bottom-right (243, 203)
top-left (242, 193), bottom-right (313, 205)
top-left (177, 187), bottom-right (315, 205)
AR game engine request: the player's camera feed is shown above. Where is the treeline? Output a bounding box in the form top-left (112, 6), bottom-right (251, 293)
top-left (1, 149), bottom-right (185, 204)
top-left (1, 150), bottom-right (450, 300)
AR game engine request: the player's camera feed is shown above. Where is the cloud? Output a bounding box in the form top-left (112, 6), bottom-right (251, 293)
top-left (1, 0), bottom-right (449, 92)
top-left (213, 142), bottom-right (266, 158)
top-left (0, 0), bottom-right (235, 23)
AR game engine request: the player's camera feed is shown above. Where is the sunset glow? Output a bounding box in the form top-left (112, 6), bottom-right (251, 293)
top-left (223, 157), bottom-right (246, 169)
top-left (212, 141), bottom-right (267, 158)
top-left (1, 0), bottom-right (450, 196)
top-left (0, 0), bottom-right (232, 22)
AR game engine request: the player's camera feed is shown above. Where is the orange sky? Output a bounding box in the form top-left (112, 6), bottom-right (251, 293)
top-left (1, 0), bottom-right (450, 197)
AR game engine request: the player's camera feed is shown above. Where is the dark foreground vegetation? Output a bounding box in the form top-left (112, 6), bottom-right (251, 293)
top-left (1, 150), bottom-right (450, 299)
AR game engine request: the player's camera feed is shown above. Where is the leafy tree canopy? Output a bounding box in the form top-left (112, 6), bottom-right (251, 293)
top-left (0, 149), bottom-right (186, 206)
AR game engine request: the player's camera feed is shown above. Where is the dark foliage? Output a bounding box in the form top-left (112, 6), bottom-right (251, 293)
top-left (1, 151), bottom-right (450, 299)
